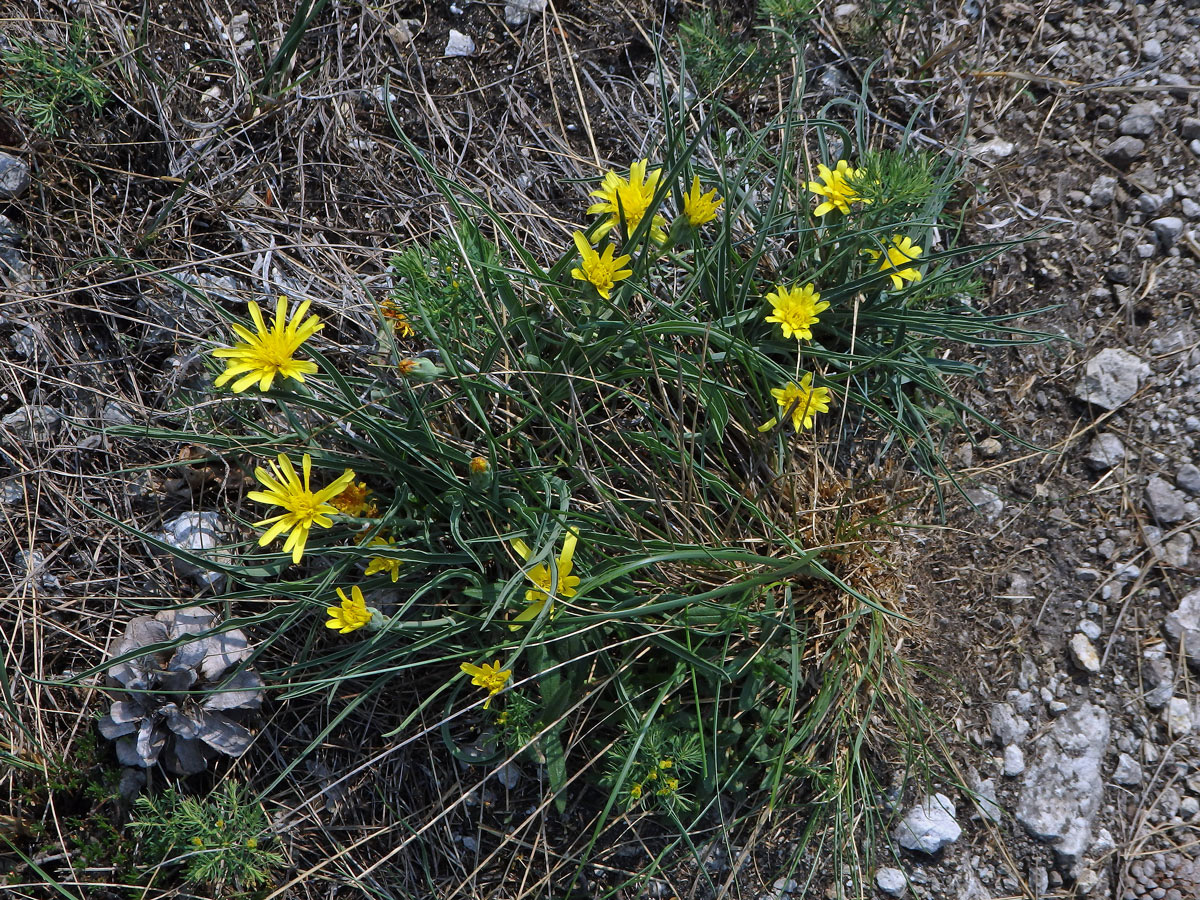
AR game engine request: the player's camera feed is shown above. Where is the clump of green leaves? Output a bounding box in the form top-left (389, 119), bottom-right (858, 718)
top-left (605, 721), bottom-right (702, 814)
top-left (386, 224), bottom-right (498, 346)
top-left (0, 23), bottom-right (108, 135)
top-left (678, 10), bottom-right (762, 96)
top-left (130, 781), bottom-right (282, 893)
top-left (757, 0), bottom-right (818, 29)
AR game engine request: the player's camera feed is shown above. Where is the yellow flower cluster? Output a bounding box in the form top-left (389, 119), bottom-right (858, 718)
top-left (571, 160), bottom-right (723, 300)
top-left (628, 759), bottom-right (682, 804)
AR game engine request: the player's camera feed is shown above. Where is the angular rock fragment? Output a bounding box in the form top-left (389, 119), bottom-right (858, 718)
top-left (1016, 703), bottom-right (1109, 867)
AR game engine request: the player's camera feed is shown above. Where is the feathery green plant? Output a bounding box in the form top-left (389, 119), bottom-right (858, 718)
top-left (0, 23), bottom-right (108, 135)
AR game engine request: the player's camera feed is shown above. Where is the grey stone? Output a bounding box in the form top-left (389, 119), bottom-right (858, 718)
top-left (1165, 532), bottom-right (1193, 568)
top-left (1004, 744), bottom-right (1026, 777)
top-left (1146, 474), bottom-right (1188, 523)
top-left (1183, 198), bottom-right (1200, 219)
top-left (1162, 73), bottom-right (1192, 99)
top-left (1165, 588), bottom-right (1200, 669)
top-left (444, 29), bottom-right (475, 56)
top-left (0, 153), bottom-right (30, 199)
top-left (1112, 753), bottom-right (1142, 786)
top-left (1182, 117), bottom-right (1200, 141)
top-left (1177, 464), bottom-right (1200, 495)
top-left (1136, 242), bottom-right (1156, 259)
top-left (101, 401), bottom-right (133, 426)
top-left (1142, 39), bottom-right (1163, 61)
top-left (964, 484), bottom-right (1004, 521)
top-left (1102, 135), bottom-right (1145, 169)
top-left (1166, 696), bottom-right (1193, 736)
top-left (875, 867), bottom-right (907, 897)
top-left (1078, 619), bottom-right (1101, 641)
top-left (1069, 633), bottom-right (1101, 673)
top-left (154, 511), bottom-right (233, 590)
top-left (990, 702), bottom-right (1029, 745)
top-left (0, 481), bottom-right (23, 505)
top-left (1137, 192), bottom-right (1163, 214)
top-left (504, 0), bottom-right (546, 25)
top-left (1150, 216), bottom-right (1185, 248)
top-left (1, 405), bottom-right (62, 443)
top-left (894, 793), bottom-right (961, 854)
top-left (1016, 703), bottom-right (1110, 867)
top-left (1106, 262), bottom-right (1131, 284)
top-left (1120, 113), bottom-right (1156, 138)
top-left (1073, 349), bottom-right (1149, 410)
top-left (0, 214), bottom-right (21, 246)
top-left (1090, 175), bottom-right (1118, 207)
top-left (1143, 642), bottom-right (1175, 707)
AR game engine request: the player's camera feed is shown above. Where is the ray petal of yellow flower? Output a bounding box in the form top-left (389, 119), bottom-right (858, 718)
top-left (807, 160), bottom-right (870, 217)
top-left (587, 159), bottom-right (668, 243)
top-left (249, 452), bottom-right (356, 564)
top-left (862, 234), bottom-right (924, 290)
top-left (570, 231), bottom-right (632, 299)
top-left (213, 295), bottom-right (323, 393)
top-left (509, 527), bottom-right (582, 628)
top-left (460, 660), bottom-right (512, 709)
top-left (768, 373), bottom-right (833, 431)
top-left (763, 283), bottom-right (830, 341)
top-left (326, 585), bottom-right (373, 633)
top-left (682, 174), bottom-right (723, 227)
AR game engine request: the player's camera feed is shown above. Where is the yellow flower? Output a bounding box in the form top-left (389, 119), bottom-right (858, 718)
top-left (469, 456), bottom-right (490, 476)
top-left (460, 660), bottom-right (511, 709)
top-left (397, 358), bottom-right (418, 375)
top-left (658, 759), bottom-right (673, 769)
top-left (212, 295), bottom-right (322, 392)
top-left (330, 480), bottom-right (372, 517)
top-left (862, 235), bottom-right (924, 290)
top-left (808, 160), bottom-right (870, 217)
top-left (364, 536), bottom-right (402, 583)
top-left (630, 783), bottom-right (643, 800)
top-left (380, 299), bottom-right (415, 337)
top-left (766, 373), bottom-right (833, 432)
top-left (509, 528), bottom-right (581, 627)
top-left (248, 453), bottom-right (356, 564)
top-left (570, 232), bottom-right (633, 300)
top-left (326, 585), bottom-right (373, 633)
top-left (587, 159), bottom-right (668, 242)
top-left (658, 777), bottom-right (680, 796)
top-left (764, 283), bottom-right (829, 341)
top-left (681, 174), bottom-right (722, 227)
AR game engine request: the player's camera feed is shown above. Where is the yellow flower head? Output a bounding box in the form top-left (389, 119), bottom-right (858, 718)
top-left (364, 535), bottom-right (402, 583)
top-left (587, 159), bottom-right (668, 243)
top-left (571, 232), bottom-right (633, 300)
top-left (769, 373), bottom-right (833, 432)
top-left (460, 659), bottom-right (511, 709)
top-left (681, 175), bottom-right (722, 227)
top-left (862, 235), bottom-right (924, 290)
top-left (326, 584), bottom-right (373, 633)
top-left (330, 480), bottom-right (372, 517)
top-left (658, 777), bottom-right (680, 796)
top-left (212, 295), bottom-right (322, 392)
top-left (469, 456), bottom-right (490, 476)
top-left (248, 453), bottom-right (356, 564)
top-left (764, 283), bottom-right (829, 341)
top-left (380, 299), bottom-right (415, 337)
top-left (658, 759), bottom-right (673, 770)
top-left (808, 160), bottom-right (869, 217)
top-left (509, 528), bottom-right (581, 627)
top-left (630, 783), bottom-right (644, 801)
